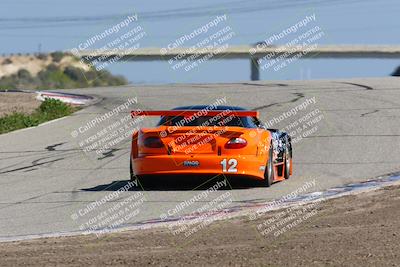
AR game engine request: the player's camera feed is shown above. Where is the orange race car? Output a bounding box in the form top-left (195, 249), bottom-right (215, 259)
top-left (130, 106), bottom-right (292, 187)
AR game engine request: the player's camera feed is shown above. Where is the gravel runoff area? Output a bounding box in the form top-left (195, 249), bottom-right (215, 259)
top-left (0, 92), bottom-right (40, 117)
top-left (0, 183), bottom-right (399, 267)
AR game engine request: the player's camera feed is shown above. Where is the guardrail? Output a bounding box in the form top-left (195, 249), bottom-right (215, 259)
top-left (77, 45), bottom-right (400, 80)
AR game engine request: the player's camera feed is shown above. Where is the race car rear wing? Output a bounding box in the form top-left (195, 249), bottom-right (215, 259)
top-left (131, 110), bottom-right (259, 118)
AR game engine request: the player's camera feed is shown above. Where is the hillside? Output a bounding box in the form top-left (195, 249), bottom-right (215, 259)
top-left (0, 52), bottom-right (127, 90)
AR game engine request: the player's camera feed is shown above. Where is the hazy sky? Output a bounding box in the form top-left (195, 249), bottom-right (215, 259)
top-left (1, 0), bottom-right (399, 83)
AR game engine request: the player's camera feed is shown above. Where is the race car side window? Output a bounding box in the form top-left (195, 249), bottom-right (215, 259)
top-left (252, 117), bottom-right (264, 128)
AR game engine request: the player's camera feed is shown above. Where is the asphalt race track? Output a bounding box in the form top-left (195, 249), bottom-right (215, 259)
top-left (1, 77), bottom-right (400, 240)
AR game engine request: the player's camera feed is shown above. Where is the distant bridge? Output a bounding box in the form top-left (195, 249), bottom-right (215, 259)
top-left (77, 45), bottom-right (400, 80)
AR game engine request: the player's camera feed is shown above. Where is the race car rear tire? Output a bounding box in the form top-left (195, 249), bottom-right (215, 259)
top-left (263, 143), bottom-right (275, 187)
top-left (130, 156), bottom-right (135, 182)
top-left (284, 148), bottom-right (291, 179)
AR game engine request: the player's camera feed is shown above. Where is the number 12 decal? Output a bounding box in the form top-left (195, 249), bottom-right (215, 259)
top-left (220, 158), bottom-right (238, 173)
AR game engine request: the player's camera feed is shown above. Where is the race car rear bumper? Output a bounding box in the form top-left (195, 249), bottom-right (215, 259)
top-left (131, 154), bottom-right (267, 180)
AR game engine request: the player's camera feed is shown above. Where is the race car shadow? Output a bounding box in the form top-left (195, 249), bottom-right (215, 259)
top-left (82, 176), bottom-right (260, 191)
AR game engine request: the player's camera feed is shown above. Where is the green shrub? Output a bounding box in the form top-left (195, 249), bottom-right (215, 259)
top-left (36, 53), bottom-right (47, 60)
top-left (97, 70), bottom-right (127, 86)
top-left (46, 64), bottom-right (58, 72)
top-left (38, 98), bottom-right (74, 118)
top-left (17, 69), bottom-right (32, 80)
top-left (38, 67), bottom-right (75, 89)
top-left (50, 51), bottom-right (65, 63)
top-left (2, 58), bottom-right (12, 65)
top-left (0, 99), bottom-right (76, 134)
top-left (64, 66), bottom-right (86, 83)
top-left (84, 70), bottom-right (97, 81)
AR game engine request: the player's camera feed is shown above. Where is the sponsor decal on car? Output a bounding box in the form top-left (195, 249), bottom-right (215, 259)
top-left (183, 160), bottom-right (200, 167)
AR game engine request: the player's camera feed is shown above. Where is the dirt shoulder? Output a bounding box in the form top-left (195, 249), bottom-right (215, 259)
top-left (0, 92), bottom-right (40, 117)
top-left (1, 185), bottom-right (399, 267)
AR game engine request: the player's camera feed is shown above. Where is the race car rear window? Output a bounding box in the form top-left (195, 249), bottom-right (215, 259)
top-left (157, 115), bottom-right (258, 128)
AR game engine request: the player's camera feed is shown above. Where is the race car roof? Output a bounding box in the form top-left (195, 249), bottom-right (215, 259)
top-left (172, 105), bottom-right (248, 111)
